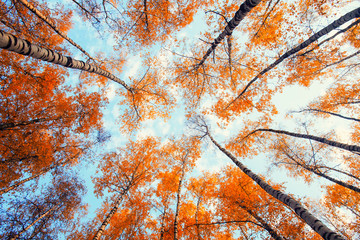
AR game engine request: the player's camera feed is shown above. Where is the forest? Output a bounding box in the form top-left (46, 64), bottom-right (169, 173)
top-left (0, 0), bottom-right (359, 239)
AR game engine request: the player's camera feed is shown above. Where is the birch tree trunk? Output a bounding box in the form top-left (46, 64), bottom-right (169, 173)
top-left (173, 166), bottom-right (185, 240)
top-left (281, 151), bottom-right (360, 193)
top-left (0, 151), bottom-right (80, 195)
top-left (195, 197), bottom-right (202, 240)
top-left (195, 0), bottom-right (261, 69)
top-left (15, 0), bottom-right (96, 61)
top-left (237, 203), bottom-right (285, 240)
top-left (159, 212), bottom-right (166, 240)
top-left (9, 203), bottom-right (59, 240)
top-left (92, 195), bottom-right (123, 240)
top-left (299, 109), bottom-right (360, 122)
top-left (0, 30), bottom-right (132, 92)
top-left (0, 166), bottom-right (52, 195)
top-left (227, 7), bottom-right (360, 108)
top-left (252, 128), bottom-right (360, 153)
top-left (159, 201), bottom-right (169, 240)
top-left (0, 115), bottom-right (73, 131)
top-left (304, 165), bottom-right (360, 193)
top-left (207, 132), bottom-right (345, 240)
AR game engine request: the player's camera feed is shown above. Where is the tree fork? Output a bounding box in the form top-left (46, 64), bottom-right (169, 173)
top-left (226, 7), bottom-right (360, 109)
top-left (0, 30), bottom-right (133, 92)
top-left (9, 203), bottom-right (59, 240)
top-left (284, 152), bottom-right (360, 194)
top-left (237, 203), bottom-right (285, 240)
top-left (195, 0), bottom-right (261, 69)
top-left (92, 195), bottom-right (124, 240)
top-left (15, 0), bottom-right (98, 62)
top-left (207, 132), bottom-right (345, 240)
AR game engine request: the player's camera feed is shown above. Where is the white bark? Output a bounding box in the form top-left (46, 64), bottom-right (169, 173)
top-left (0, 30), bottom-right (132, 92)
top-left (207, 133), bottom-right (345, 240)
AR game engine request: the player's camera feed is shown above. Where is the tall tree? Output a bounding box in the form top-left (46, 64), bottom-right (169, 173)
top-left (186, 173), bottom-right (218, 240)
top-left (0, 31), bottom-right (174, 131)
top-left (90, 137), bottom-right (161, 239)
top-left (1, 172), bottom-right (86, 239)
top-left (191, 116), bottom-right (345, 240)
top-left (216, 7), bottom-right (360, 121)
top-left (0, 79), bottom-right (104, 191)
top-left (194, 0), bottom-right (261, 70)
top-left (268, 136), bottom-right (360, 193)
top-left (0, 30), bottom-right (132, 91)
top-left (147, 137), bottom-right (201, 240)
top-left (15, 0), bottom-right (97, 61)
top-left (214, 165), bottom-right (309, 240)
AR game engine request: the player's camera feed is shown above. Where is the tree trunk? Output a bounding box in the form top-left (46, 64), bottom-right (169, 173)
top-left (0, 30), bottom-right (132, 92)
top-left (15, 0), bottom-right (96, 61)
top-left (306, 165), bottom-right (360, 193)
top-left (227, 7), bottom-right (360, 108)
top-left (173, 166), bottom-right (185, 240)
top-left (281, 151), bottom-right (360, 193)
top-left (300, 108), bottom-right (360, 122)
top-left (9, 203), bottom-right (59, 240)
top-left (0, 115), bottom-right (70, 131)
top-left (92, 195), bottom-right (124, 240)
top-left (253, 128), bottom-right (360, 153)
top-left (0, 167), bottom-right (51, 195)
top-left (195, 0), bottom-right (261, 69)
top-left (195, 197), bottom-right (202, 240)
top-left (0, 152), bottom-right (78, 195)
top-left (207, 132), bottom-right (345, 240)
top-left (159, 201), bottom-right (169, 240)
top-left (237, 202), bottom-right (285, 240)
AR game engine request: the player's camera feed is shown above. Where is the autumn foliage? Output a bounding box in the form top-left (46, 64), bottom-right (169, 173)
top-left (1, 0), bottom-right (360, 239)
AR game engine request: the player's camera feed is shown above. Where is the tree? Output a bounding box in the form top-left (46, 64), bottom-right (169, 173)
top-left (0, 0), bottom-right (73, 50)
top-left (0, 80), bottom-right (104, 192)
top-left (214, 6), bottom-right (360, 121)
top-left (245, 128), bottom-right (360, 154)
top-left (1, 171), bottom-right (86, 239)
top-left (72, 0), bottom-right (209, 47)
top-left (90, 137), bottom-right (161, 239)
top-left (186, 172), bottom-right (218, 239)
top-left (0, 30), bottom-right (132, 91)
top-left (194, 0), bottom-right (261, 70)
top-left (322, 183), bottom-right (360, 239)
top-left (15, 0), bottom-right (97, 61)
top-left (191, 116), bottom-right (345, 240)
top-left (147, 136), bottom-right (201, 240)
top-left (214, 165), bottom-right (308, 240)
top-left (0, 149), bottom-right (83, 195)
top-left (268, 135), bottom-right (360, 193)
top-left (0, 30), bottom-right (174, 131)
top-left (0, 0), bottom-right (105, 194)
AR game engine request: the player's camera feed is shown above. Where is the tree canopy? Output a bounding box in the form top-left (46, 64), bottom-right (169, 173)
top-left (0, 0), bottom-right (359, 239)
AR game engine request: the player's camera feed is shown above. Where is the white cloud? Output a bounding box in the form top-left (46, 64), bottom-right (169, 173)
top-left (106, 83), bottom-right (117, 101)
top-left (137, 128), bottom-right (157, 140)
top-left (106, 35), bottom-right (116, 48)
top-left (124, 55), bottom-right (142, 78)
top-left (106, 135), bottom-right (127, 151)
top-left (135, 119), bottom-right (156, 140)
top-left (159, 121), bottom-right (171, 136)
